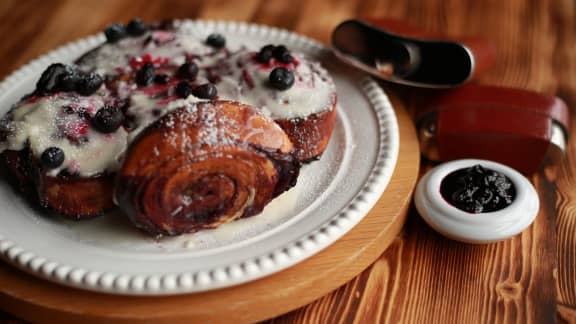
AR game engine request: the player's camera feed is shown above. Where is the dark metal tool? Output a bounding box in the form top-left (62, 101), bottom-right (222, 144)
top-left (332, 19), bottom-right (496, 88)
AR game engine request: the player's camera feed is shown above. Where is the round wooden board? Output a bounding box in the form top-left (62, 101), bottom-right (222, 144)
top-left (0, 94), bottom-right (420, 324)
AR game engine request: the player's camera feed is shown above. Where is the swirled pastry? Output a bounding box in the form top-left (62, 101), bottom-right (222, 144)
top-left (116, 100), bottom-right (299, 236)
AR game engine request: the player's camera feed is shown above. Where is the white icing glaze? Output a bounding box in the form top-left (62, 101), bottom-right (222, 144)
top-left (126, 91), bottom-right (203, 142)
top-left (209, 49), bottom-right (335, 120)
top-left (0, 92), bottom-right (127, 177)
top-left (77, 25), bottom-right (223, 76)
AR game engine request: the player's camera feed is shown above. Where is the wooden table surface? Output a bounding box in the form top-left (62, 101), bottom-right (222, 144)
top-left (0, 0), bottom-right (575, 323)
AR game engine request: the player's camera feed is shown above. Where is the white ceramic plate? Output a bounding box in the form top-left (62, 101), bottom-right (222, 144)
top-left (0, 20), bottom-right (399, 295)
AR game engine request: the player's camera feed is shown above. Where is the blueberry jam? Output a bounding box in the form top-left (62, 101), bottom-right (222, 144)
top-left (440, 164), bottom-right (515, 213)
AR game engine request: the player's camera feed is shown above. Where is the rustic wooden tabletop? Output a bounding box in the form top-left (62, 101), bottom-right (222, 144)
top-left (0, 0), bottom-right (574, 323)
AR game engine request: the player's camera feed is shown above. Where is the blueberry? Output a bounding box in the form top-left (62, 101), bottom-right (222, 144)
top-left (126, 18), bottom-right (148, 36)
top-left (273, 45), bottom-right (293, 63)
top-left (269, 67), bottom-right (295, 90)
top-left (76, 72), bottom-right (104, 96)
top-left (92, 105), bottom-right (124, 133)
top-left (104, 23), bottom-right (127, 43)
top-left (256, 45), bottom-right (275, 63)
top-left (176, 61), bottom-right (199, 80)
top-left (41, 147), bottom-right (65, 169)
top-left (193, 83), bottom-right (217, 99)
top-left (36, 63), bottom-right (67, 94)
top-left (206, 33), bottom-right (226, 49)
top-left (135, 63), bottom-right (155, 86)
top-left (154, 74), bottom-right (169, 84)
top-left (175, 81), bottom-right (193, 98)
top-left (277, 51), bottom-right (293, 63)
top-left (58, 66), bottom-right (82, 92)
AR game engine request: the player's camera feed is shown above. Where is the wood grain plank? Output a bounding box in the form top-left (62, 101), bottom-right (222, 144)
top-left (554, 0), bottom-right (576, 317)
top-left (0, 0), bottom-right (66, 78)
top-left (197, 0), bottom-right (261, 21)
top-left (250, 0), bottom-right (303, 31)
top-left (292, 0), bottom-right (359, 44)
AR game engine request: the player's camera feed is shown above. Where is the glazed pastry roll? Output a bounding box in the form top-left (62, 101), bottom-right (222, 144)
top-left (0, 64), bottom-right (121, 219)
top-left (115, 100), bottom-right (300, 236)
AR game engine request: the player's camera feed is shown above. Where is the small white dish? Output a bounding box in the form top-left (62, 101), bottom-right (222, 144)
top-left (414, 159), bottom-right (539, 244)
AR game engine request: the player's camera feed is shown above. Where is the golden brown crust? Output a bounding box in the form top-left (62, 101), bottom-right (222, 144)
top-left (115, 101), bottom-right (300, 236)
top-left (40, 174), bottom-right (115, 219)
top-left (275, 95), bottom-right (337, 162)
top-left (0, 150), bottom-right (115, 219)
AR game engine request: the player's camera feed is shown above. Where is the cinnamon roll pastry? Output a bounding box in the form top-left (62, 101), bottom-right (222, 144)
top-left (115, 100), bottom-right (299, 236)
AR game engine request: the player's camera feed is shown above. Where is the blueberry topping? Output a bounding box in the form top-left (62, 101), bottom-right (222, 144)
top-left (153, 74), bottom-right (169, 84)
top-left (277, 51), bottom-right (293, 63)
top-left (440, 164), bottom-right (515, 213)
top-left (273, 45), bottom-right (293, 63)
top-left (256, 45), bottom-right (275, 63)
top-left (176, 61), bottom-right (199, 80)
top-left (206, 33), bottom-right (226, 49)
top-left (41, 147), bottom-right (65, 169)
top-left (135, 63), bottom-right (155, 86)
top-left (36, 64), bottom-right (88, 94)
top-left (76, 72), bottom-right (104, 96)
top-left (175, 81), bottom-right (193, 98)
top-left (269, 67), bottom-right (295, 90)
top-left (36, 63), bottom-right (67, 94)
top-left (126, 18), bottom-right (148, 36)
top-left (58, 66), bottom-right (82, 92)
top-left (193, 83), bottom-right (217, 99)
top-left (92, 105), bottom-right (124, 134)
top-left (104, 23), bottom-right (127, 43)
